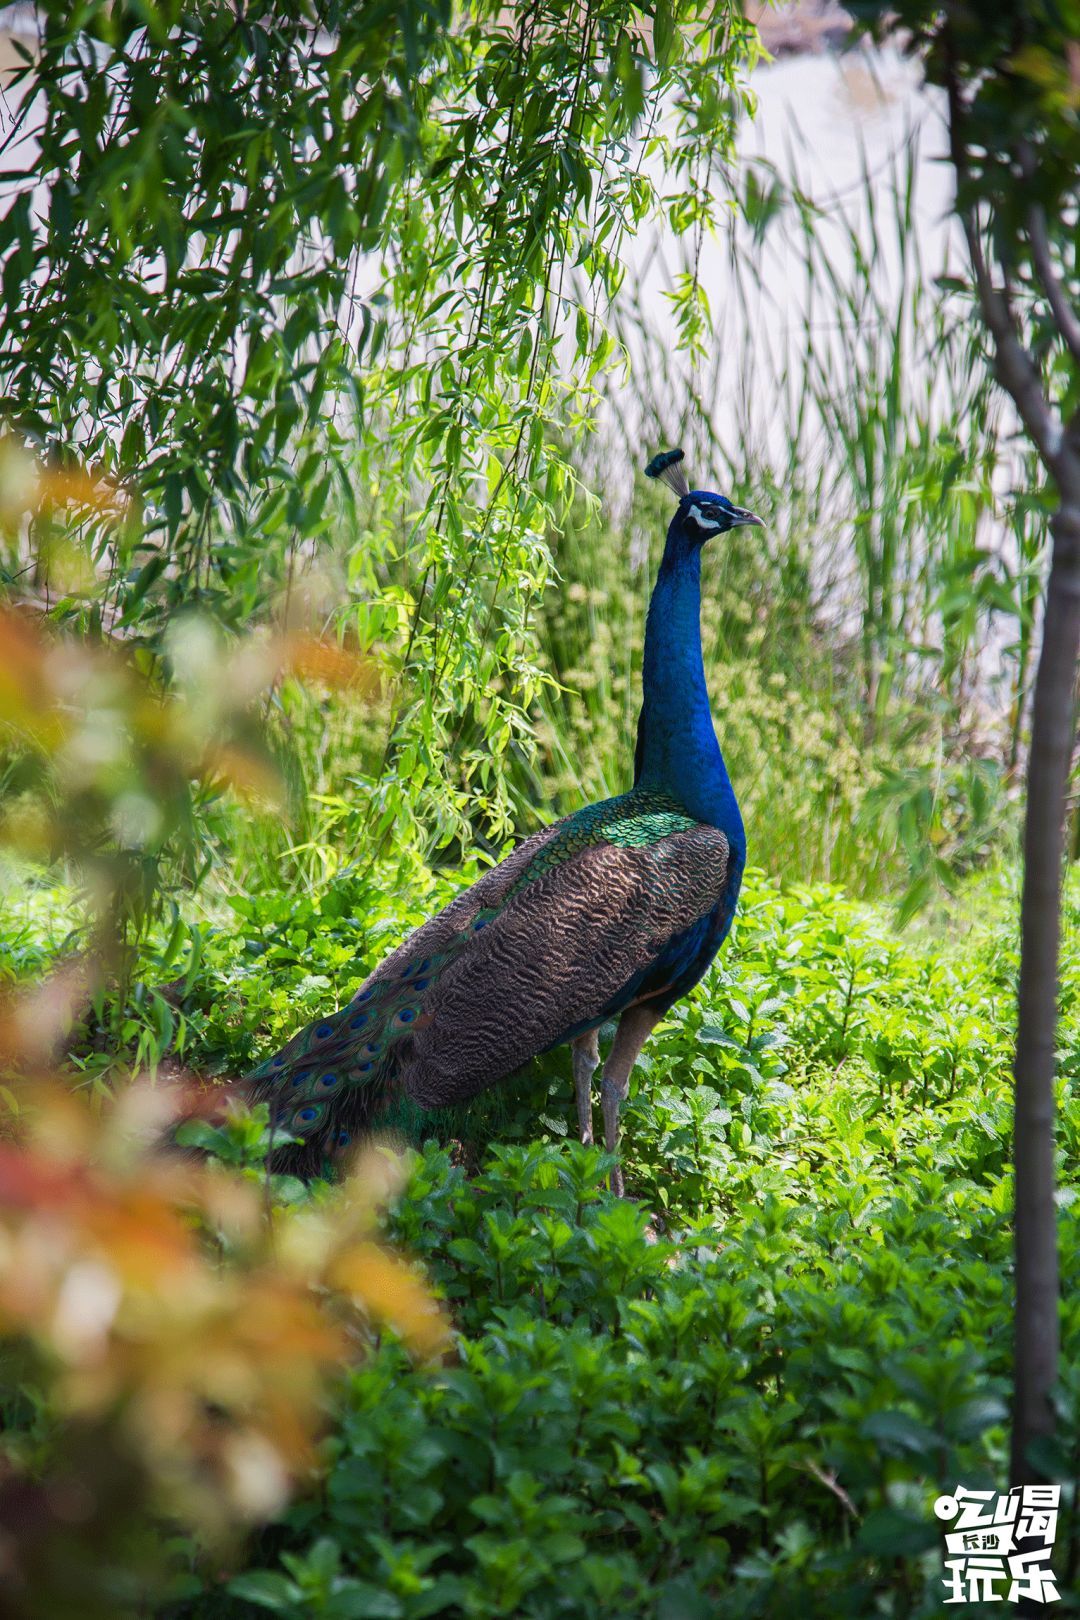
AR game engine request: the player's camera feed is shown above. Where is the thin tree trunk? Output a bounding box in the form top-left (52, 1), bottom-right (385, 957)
top-left (1011, 502), bottom-right (1080, 1485)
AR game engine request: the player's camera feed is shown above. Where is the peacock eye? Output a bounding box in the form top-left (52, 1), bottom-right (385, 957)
top-left (685, 501), bottom-right (723, 534)
top-left (354, 987), bottom-right (374, 1002)
top-left (316, 1023), bottom-right (334, 1038)
top-left (350, 1011), bottom-right (368, 1029)
top-left (336, 1130), bottom-right (351, 1148)
top-left (413, 977), bottom-right (429, 992)
top-left (319, 1072), bottom-right (338, 1088)
top-left (357, 1061), bottom-right (372, 1073)
top-left (396, 1008), bottom-right (416, 1025)
top-left (297, 1107), bottom-right (319, 1124)
top-left (272, 1055), bottom-right (285, 1067)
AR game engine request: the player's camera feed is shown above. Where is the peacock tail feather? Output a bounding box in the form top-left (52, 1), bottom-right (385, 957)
top-left (247, 917), bottom-right (492, 1165)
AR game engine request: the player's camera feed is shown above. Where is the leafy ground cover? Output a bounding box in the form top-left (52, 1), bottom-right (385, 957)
top-left (9, 861), bottom-right (1071, 1616)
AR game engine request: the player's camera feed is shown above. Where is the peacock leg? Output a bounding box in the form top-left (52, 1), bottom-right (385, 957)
top-left (600, 1004), bottom-right (660, 1196)
top-left (571, 1028), bottom-right (600, 1145)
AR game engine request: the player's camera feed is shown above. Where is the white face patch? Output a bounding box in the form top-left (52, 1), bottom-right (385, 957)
top-left (687, 502), bottom-right (722, 532)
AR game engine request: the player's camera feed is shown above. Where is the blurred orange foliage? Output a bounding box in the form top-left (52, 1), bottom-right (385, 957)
top-left (0, 1073), bottom-right (446, 1610)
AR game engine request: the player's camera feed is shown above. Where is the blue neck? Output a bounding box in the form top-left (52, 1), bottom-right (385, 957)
top-left (635, 521), bottom-right (745, 852)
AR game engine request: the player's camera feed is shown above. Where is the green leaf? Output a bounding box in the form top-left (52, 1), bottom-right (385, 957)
top-left (654, 0), bottom-right (677, 69)
top-left (855, 1508), bottom-right (940, 1558)
top-left (227, 1571), bottom-right (301, 1610)
top-left (861, 1409), bottom-right (938, 1457)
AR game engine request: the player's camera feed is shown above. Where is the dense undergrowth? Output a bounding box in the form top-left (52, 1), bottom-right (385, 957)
top-left (8, 860), bottom-right (1075, 1616)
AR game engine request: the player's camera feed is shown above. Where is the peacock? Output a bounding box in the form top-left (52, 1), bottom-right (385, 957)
top-left (244, 450), bottom-right (760, 1191)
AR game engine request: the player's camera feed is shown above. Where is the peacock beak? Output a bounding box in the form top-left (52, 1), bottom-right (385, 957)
top-left (731, 508), bottom-right (764, 529)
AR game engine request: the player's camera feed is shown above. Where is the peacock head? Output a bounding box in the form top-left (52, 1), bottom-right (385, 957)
top-left (646, 448), bottom-right (763, 544)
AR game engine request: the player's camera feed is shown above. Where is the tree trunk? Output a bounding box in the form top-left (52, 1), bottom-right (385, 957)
top-left (1011, 502), bottom-right (1080, 1486)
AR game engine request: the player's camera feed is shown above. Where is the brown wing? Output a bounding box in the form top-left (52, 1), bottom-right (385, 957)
top-left (387, 821), bottom-right (730, 1108)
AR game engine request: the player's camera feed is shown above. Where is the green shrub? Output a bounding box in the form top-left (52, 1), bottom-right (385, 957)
top-left (145, 866), bottom-right (1079, 1618)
